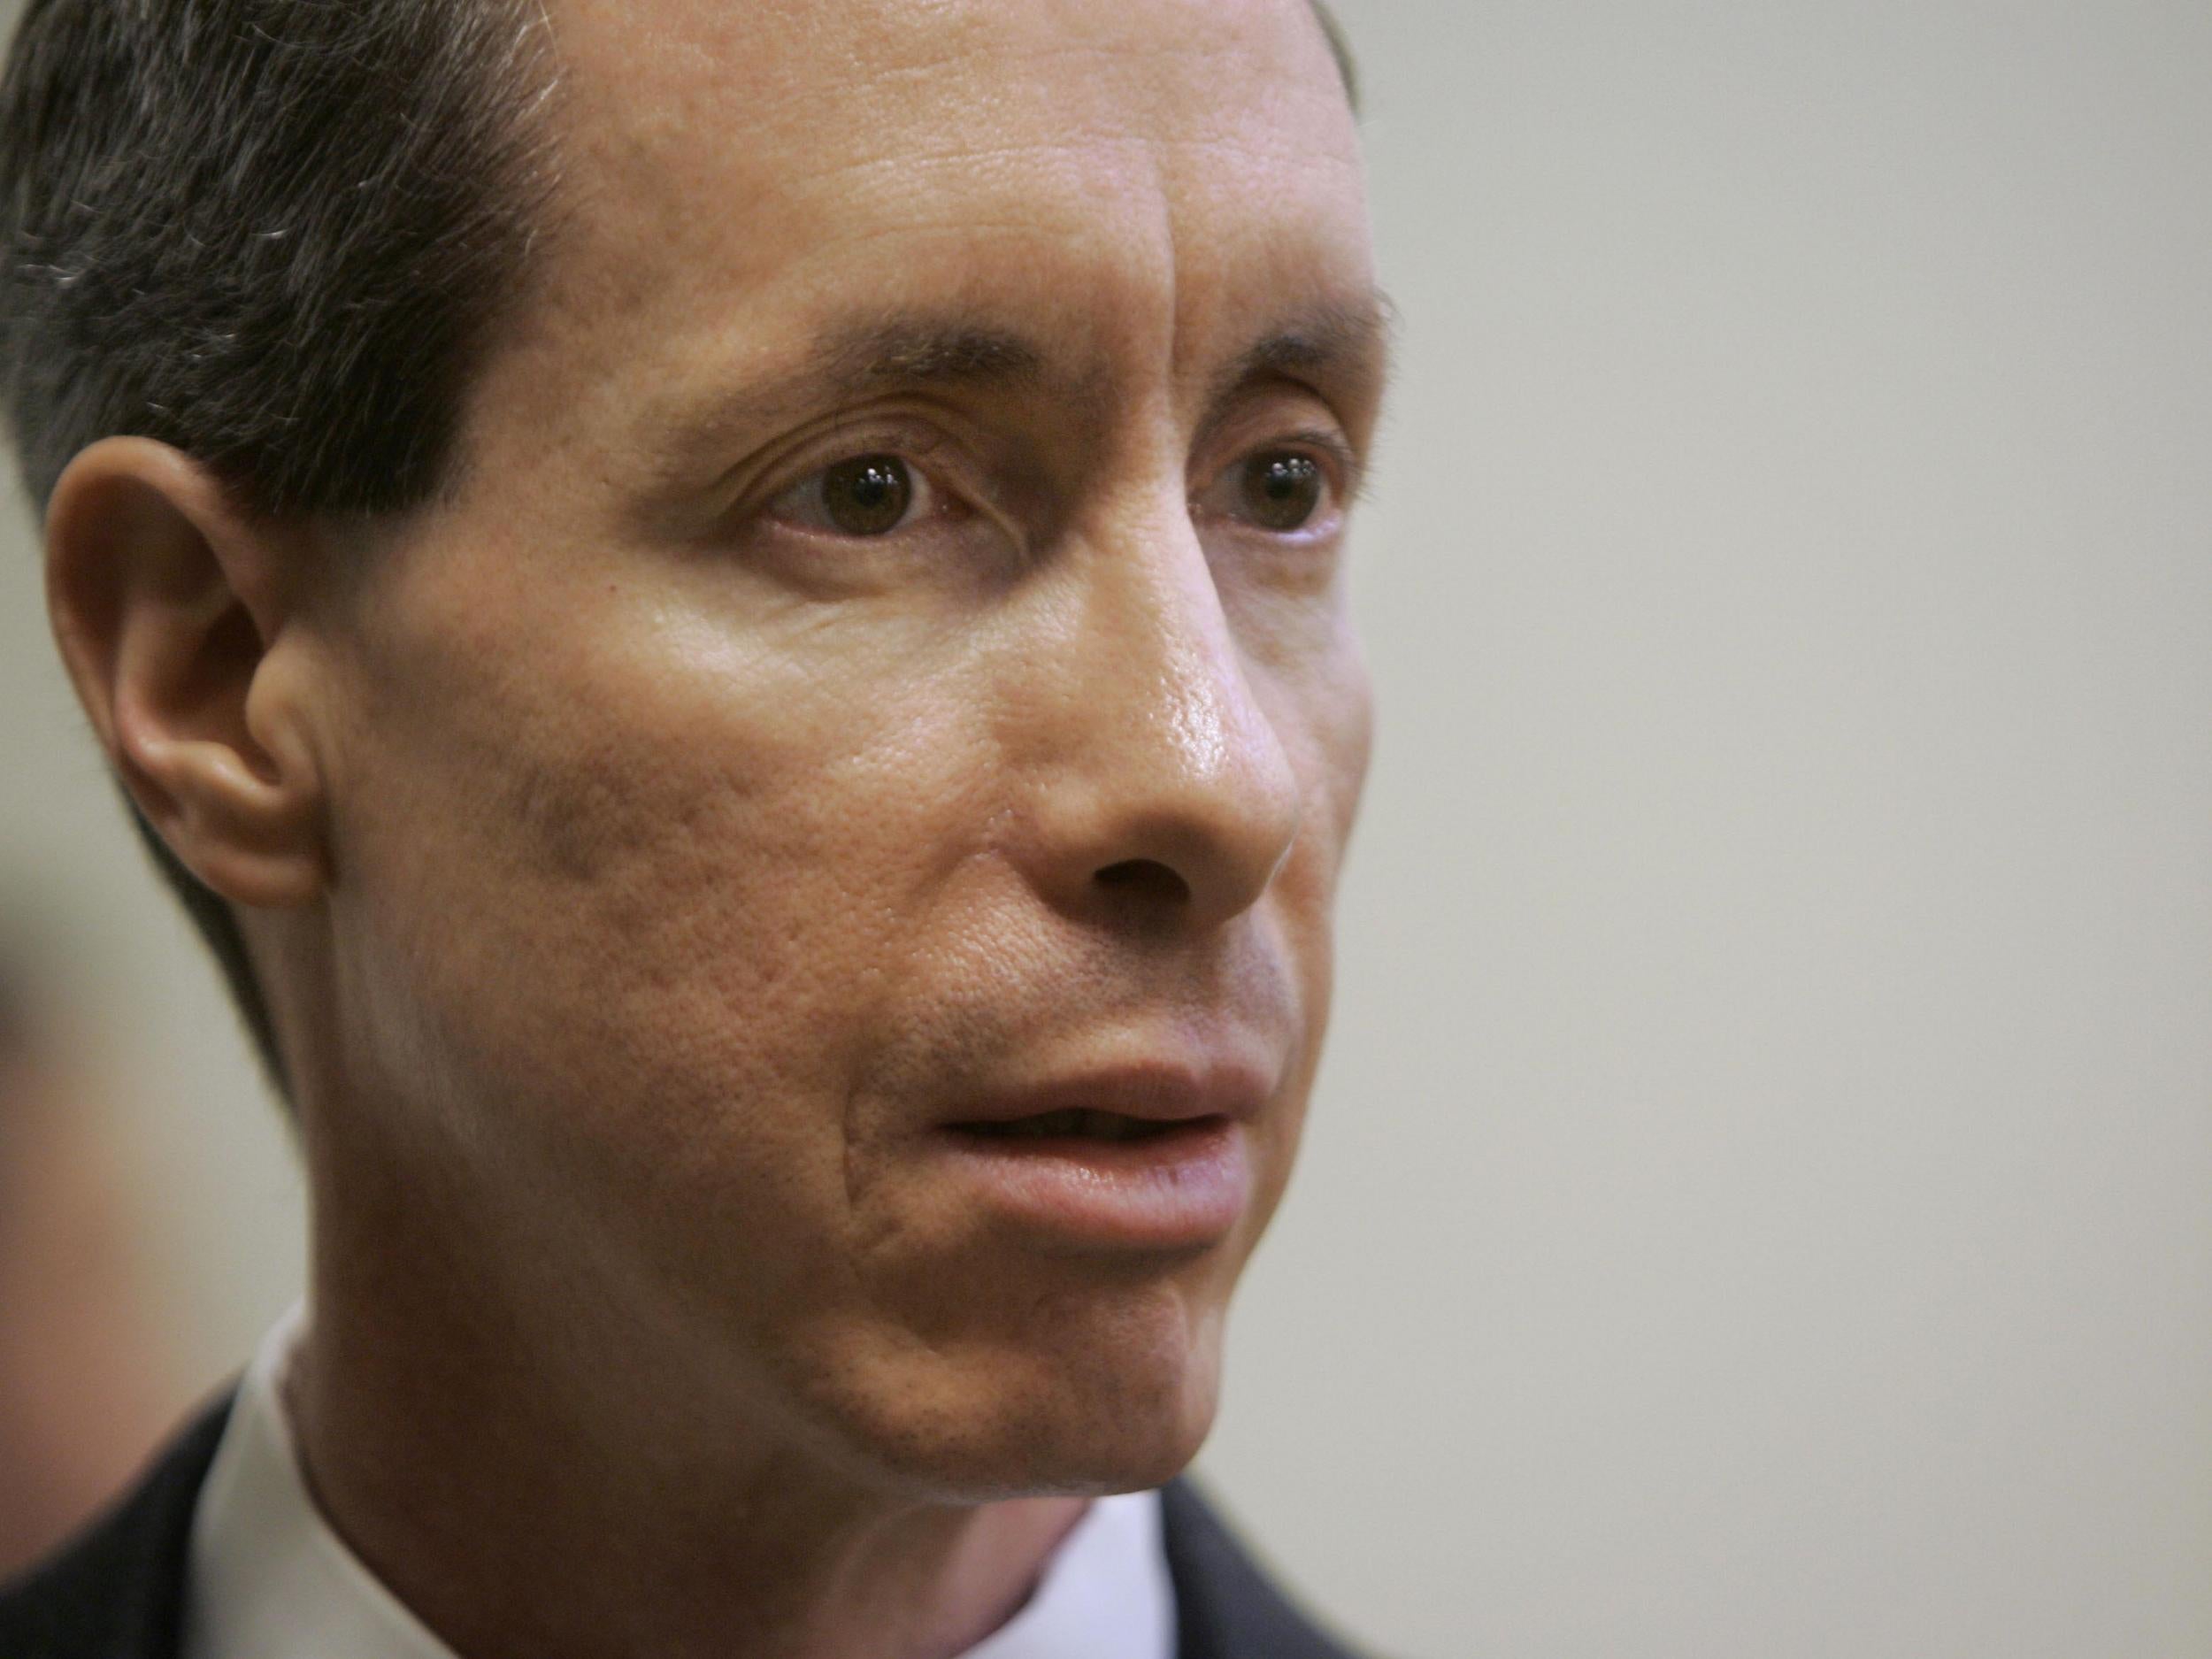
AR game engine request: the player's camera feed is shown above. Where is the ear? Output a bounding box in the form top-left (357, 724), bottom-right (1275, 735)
top-left (44, 438), bottom-right (327, 910)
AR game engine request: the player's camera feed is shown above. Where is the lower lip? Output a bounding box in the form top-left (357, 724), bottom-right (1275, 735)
top-left (928, 1117), bottom-right (1252, 1249)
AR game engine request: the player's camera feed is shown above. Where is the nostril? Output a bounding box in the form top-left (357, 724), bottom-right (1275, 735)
top-left (1092, 857), bottom-right (1190, 905)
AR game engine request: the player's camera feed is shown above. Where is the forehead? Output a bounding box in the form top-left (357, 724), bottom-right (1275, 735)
top-left (477, 0), bottom-right (1371, 471)
top-left (548, 0), bottom-right (1353, 226)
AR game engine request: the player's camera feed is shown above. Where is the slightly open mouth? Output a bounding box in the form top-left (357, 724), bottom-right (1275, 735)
top-left (949, 1110), bottom-right (1217, 1145)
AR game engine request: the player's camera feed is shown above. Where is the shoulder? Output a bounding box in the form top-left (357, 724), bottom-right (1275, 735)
top-left (0, 1395), bottom-right (233, 1659)
top-left (1158, 1477), bottom-right (1386, 1659)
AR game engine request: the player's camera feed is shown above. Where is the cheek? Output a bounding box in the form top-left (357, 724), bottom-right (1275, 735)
top-left (1256, 601), bottom-right (1374, 907)
top-left (320, 580), bottom-right (1000, 1226)
top-left (1225, 569), bottom-right (1374, 823)
top-left (1278, 618), bottom-right (1371, 1063)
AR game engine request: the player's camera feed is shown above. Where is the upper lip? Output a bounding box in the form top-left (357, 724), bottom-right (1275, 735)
top-left (943, 1054), bottom-right (1277, 1129)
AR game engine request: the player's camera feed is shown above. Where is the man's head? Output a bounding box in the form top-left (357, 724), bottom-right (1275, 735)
top-left (5, 0), bottom-right (1384, 1502)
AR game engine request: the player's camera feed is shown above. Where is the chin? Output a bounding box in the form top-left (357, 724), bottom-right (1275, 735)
top-left (802, 1285), bottom-right (1231, 1502)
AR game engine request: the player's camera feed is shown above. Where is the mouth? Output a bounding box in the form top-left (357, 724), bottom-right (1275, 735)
top-left (948, 1108), bottom-right (1218, 1145)
top-left (927, 1064), bottom-right (1265, 1249)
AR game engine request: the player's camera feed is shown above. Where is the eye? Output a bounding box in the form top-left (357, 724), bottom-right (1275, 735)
top-left (771, 452), bottom-right (938, 537)
top-left (1198, 443), bottom-right (1344, 537)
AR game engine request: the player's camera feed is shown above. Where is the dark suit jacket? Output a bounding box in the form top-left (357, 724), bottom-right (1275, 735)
top-left (0, 1398), bottom-right (1369, 1659)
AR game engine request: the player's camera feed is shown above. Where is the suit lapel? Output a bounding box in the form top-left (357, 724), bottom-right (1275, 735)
top-left (0, 1394), bottom-right (234, 1659)
top-left (1158, 1477), bottom-right (1365, 1659)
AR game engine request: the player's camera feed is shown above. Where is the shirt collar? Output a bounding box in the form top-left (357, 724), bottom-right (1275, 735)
top-left (183, 1305), bottom-right (1174, 1659)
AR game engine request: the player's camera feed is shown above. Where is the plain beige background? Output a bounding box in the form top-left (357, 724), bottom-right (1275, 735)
top-left (4, 3), bottom-right (2208, 1655)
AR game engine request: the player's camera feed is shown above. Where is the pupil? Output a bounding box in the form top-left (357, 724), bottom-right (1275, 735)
top-left (822, 455), bottom-right (912, 535)
top-left (1243, 453), bottom-right (1322, 530)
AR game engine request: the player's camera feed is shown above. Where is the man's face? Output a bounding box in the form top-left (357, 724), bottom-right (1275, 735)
top-left (300, 0), bottom-right (1381, 1495)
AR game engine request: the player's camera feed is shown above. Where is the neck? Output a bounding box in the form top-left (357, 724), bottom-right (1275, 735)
top-left (287, 1156), bottom-right (1089, 1659)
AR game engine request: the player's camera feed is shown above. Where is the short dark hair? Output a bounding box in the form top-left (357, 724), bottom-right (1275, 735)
top-left (0, 0), bottom-right (1354, 1105)
top-left (0, 0), bottom-right (559, 1097)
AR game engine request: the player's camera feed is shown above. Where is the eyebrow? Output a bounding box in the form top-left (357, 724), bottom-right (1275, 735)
top-left (1200, 288), bottom-right (1397, 433)
top-left (813, 315), bottom-right (1049, 399)
top-left (833, 289), bottom-right (1400, 419)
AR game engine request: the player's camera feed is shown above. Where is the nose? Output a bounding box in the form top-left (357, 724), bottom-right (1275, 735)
top-left (1014, 508), bottom-right (1304, 933)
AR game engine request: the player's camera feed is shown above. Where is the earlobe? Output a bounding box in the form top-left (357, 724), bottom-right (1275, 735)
top-left (44, 438), bottom-right (329, 910)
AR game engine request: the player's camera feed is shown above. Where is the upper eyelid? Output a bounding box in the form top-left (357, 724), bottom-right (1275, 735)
top-left (1280, 430), bottom-right (1363, 494)
top-left (1198, 387), bottom-right (1367, 485)
top-left (777, 416), bottom-right (949, 477)
top-left (1207, 430), bottom-right (1365, 511)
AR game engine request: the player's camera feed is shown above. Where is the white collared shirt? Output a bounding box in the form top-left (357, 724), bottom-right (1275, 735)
top-left (183, 1307), bottom-right (1175, 1659)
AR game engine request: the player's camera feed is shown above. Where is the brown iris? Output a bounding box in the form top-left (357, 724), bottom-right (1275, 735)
top-left (820, 455), bottom-right (913, 535)
top-left (1240, 451), bottom-right (1324, 531)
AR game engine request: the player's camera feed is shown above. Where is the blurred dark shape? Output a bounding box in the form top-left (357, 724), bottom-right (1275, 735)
top-left (0, 945), bottom-right (178, 1580)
